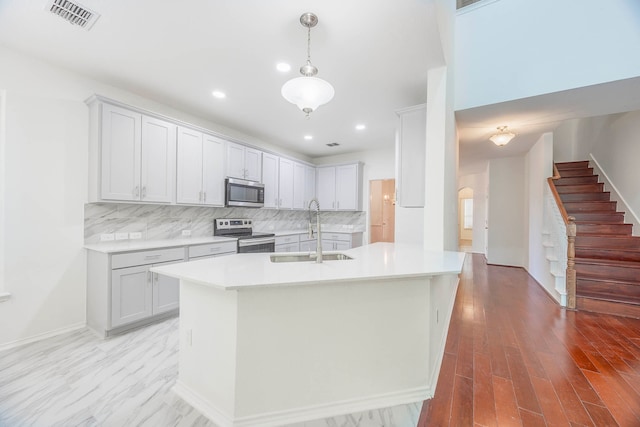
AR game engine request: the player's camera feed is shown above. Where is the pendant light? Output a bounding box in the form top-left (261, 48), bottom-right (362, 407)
top-left (489, 126), bottom-right (516, 146)
top-left (281, 13), bottom-right (334, 118)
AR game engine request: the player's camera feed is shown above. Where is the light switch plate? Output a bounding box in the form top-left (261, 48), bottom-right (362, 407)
top-left (100, 233), bottom-right (115, 242)
top-left (129, 232), bottom-right (142, 240)
top-left (115, 233), bottom-right (128, 240)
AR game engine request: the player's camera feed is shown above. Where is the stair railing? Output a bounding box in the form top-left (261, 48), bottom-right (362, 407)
top-left (547, 165), bottom-right (577, 309)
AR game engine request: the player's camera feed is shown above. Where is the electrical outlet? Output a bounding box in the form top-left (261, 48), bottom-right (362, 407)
top-left (182, 230), bottom-right (192, 237)
top-left (100, 233), bottom-right (115, 242)
top-left (115, 232), bottom-right (128, 240)
top-left (129, 232), bottom-right (142, 240)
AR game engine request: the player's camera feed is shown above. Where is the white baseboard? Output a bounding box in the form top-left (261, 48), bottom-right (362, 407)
top-left (173, 381), bottom-right (429, 427)
top-left (0, 322), bottom-right (86, 352)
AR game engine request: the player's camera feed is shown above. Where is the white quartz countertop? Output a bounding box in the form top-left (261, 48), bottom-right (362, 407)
top-left (151, 242), bottom-right (466, 291)
top-left (84, 236), bottom-right (237, 254)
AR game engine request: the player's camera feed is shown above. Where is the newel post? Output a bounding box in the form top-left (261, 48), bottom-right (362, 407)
top-left (566, 216), bottom-right (577, 309)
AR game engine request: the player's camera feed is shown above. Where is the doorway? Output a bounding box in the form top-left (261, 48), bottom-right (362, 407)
top-left (458, 187), bottom-right (473, 252)
top-left (370, 179), bottom-right (395, 243)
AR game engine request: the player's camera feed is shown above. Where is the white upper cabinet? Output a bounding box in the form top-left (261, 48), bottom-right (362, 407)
top-left (293, 162), bottom-right (306, 209)
top-left (202, 134), bottom-right (225, 206)
top-left (304, 165), bottom-right (316, 208)
top-left (316, 163), bottom-right (363, 211)
top-left (396, 104), bottom-right (426, 207)
top-left (100, 104), bottom-right (141, 201)
top-left (176, 127), bottom-right (224, 206)
top-left (141, 116), bottom-right (176, 203)
top-left (262, 152), bottom-right (279, 209)
top-left (226, 141), bottom-right (262, 181)
top-left (316, 167), bottom-right (337, 210)
top-left (335, 164), bottom-right (359, 211)
top-left (278, 158), bottom-right (294, 209)
top-left (100, 103), bottom-right (175, 203)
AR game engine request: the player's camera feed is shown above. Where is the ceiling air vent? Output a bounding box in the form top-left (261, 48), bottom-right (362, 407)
top-left (46, 0), bottom-right (100, 30)
top-left (326, 142), bottom-right (340, 147)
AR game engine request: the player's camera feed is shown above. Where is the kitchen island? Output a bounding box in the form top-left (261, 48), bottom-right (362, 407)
top-left (152, 242), bottom-right (465, 427)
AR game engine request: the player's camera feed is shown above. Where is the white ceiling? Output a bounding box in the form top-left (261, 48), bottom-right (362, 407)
top-left (0, 0), bottom-right (445, 158)
top-left (2, 0), bottom-right (640, 169)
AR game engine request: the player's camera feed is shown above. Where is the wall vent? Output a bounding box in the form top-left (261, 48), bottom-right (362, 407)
top-left (326, 142), bottom-right (340, 147)
top-left (46, 0), bottom-right (100, 30)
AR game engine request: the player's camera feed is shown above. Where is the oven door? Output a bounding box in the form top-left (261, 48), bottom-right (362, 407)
top-left (225, 178), bottom-right (265, 208)
top-left (237, 237), bottom-right (276, 253)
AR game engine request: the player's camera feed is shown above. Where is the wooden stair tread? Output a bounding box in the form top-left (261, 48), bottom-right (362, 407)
top-left (555, 161), bottom-right (590, 169)
top-left (577, 276), bottom-right (640, 287)
top-left (575, 257), bottom-right (640, 268)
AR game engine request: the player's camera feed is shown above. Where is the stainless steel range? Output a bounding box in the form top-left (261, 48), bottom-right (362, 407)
top-left (214, 218), bottom-right (275, 253)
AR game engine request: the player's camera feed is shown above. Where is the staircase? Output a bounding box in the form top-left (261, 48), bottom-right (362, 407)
top-left (554, 161), bottom-right (640, 319)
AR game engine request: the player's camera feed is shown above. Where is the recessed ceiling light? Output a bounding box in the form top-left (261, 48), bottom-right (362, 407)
top-left (355, 124), bottom-right (366, 130)
top-left (276, 63), bottom-right (291, 72)
top-left (304, 135), bottom-right (313, 140)
top-left (211, 90), bottom-right (226, 99)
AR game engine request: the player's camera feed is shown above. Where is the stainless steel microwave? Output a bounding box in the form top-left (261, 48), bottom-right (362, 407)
top-left (225, 178), bottom-right (265, 208)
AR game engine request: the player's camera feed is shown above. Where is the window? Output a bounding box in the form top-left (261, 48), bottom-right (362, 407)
top-left (463, 198), bottom-right (473, 229)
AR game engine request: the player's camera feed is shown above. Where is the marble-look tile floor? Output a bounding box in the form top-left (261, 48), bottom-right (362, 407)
top-left (0, 318), bottom-right (421, 427)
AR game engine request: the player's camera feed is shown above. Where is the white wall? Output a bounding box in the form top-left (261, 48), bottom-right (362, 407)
top-left (0, 45), bottom-right (312, 349)
top-left (487, 157), bottom-right (526, 267)
top-left (314, 147), bottom-right (395, 245)
top-left (525, 133), bottom-right (556, 294)
top-left (455, 0), bottom-right (640, 110)
top-left (458, 167), bottom-right (488, 254)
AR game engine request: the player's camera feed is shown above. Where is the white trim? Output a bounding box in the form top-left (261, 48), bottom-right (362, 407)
top-left (456, 0), bottom-right (501, 16)
top-left (173, 381), bottom-right (429, 427)
top-left (589, 153), bottom-right (640, 236)
top-left (0, 322), bottom-right (86, 352)
top-left (0, 90), bottom-right (6, 300)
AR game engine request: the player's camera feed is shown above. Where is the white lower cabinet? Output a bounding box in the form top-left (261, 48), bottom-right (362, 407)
top-left (188, 241), bottom-right (237, 260)
top-left (275, 234), bottom-right (299, 252)
top-left (321, 232), bottom-right (364, 251)
top-left (88, 247), bottom-right (185, 337)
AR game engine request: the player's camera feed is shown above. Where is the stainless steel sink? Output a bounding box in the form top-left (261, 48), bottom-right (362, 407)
top-left (270, 253), bottom-right (353, 263)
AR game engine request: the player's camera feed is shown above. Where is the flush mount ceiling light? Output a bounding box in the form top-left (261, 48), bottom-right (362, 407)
top-left (211, 90), bottom-right (226, 99)
top-left (281, 12), bottom-right (335, 118)
top-left (489, 126), bottom-right (516, 146)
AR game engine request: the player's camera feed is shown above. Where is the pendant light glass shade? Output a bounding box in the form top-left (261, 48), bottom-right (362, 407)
top-left (489, 126), bottom-right (516, 146)
top-left (281, 76), bottom-right (335, 115)
top-left (282, 13), bottom-right (333, 117)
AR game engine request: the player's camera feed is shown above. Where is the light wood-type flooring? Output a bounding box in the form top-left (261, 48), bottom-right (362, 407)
top-left (419, 253), bottom-right (640, 426)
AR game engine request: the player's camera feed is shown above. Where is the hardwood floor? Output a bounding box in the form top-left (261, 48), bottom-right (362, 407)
top-left (419, 253), bottom-right (640, 427)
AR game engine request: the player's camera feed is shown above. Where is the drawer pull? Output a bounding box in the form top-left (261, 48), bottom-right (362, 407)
top-left (209, 247), bottom-right (221, 252)
top-left (144, 254), bottom-right (161, 260)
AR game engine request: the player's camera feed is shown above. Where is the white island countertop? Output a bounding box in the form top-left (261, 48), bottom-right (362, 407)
top-left (151, 242), bottom-right (466, 291)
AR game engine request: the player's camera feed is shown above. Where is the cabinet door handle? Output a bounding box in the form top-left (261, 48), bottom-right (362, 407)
top-left (203, 192), bottom-right (207, 203)
top-left (199, 191), bottom-right (202, 202)
top-left (275, 198), bottom-right (278, 206)
top-left (153, 272), bottom-right (158, 282)
top-left (332, 201), bottom-right (335, 209)
top-left (133, 186), bottom-right (140, 198)
top-left (337, 201), bottom-right (340, 209)
top-left (142, 186), bottom-right (147, 199)
top-left (147, 271), bottom-right (152, 283)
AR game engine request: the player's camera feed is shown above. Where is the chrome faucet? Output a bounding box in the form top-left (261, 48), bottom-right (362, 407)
top-left (308, 198), bottom-right (323, 263)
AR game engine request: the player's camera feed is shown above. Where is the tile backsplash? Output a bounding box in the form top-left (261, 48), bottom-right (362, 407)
top-left (84, 203), bottom-right (366, 244)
